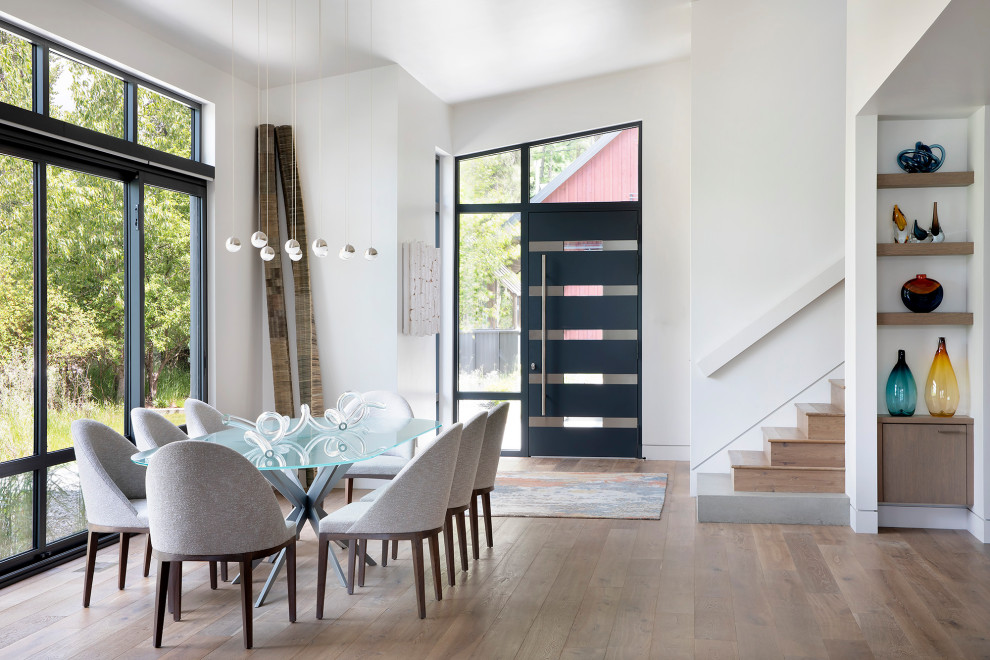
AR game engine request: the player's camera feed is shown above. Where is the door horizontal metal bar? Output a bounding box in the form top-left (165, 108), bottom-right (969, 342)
top-left (528, 329), bottom-right (637, 340)
top-left (529, 374), bottom-right (638, 385)
top-left (529, 417), bottom-right (638, 428)
top-left (528, 240), bottom-right (638, 252)
top-left (528, 285), bottom-right (638, 296)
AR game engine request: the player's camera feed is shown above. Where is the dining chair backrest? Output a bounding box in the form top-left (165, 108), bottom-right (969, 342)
top-left (473, 402), bottom-right (510, 491)
top-left (130, 408), bottom-right (188, 451)
top-left (348, 422), bottom-right (462, 535)
top-left (146, 441), bottom-right (290, 556)
top-left (363, 390), bottom-right (415, 459)
top-left (183, 398), bottom-right (226, 438)
top-left (71, 419), bottom-right (146, 528)
top-left (447, 412), bottom-right (487, 509)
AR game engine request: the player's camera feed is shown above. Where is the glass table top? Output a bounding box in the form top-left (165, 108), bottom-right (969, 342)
top-left (131, 417), bottom-right (441, 470)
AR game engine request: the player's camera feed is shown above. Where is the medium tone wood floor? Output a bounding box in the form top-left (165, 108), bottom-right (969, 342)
top-left (1, 458), bottom-right (990, 659)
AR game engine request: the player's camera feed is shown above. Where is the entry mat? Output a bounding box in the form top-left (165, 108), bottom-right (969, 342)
top-left (489, 471), bottom-right (667, 519)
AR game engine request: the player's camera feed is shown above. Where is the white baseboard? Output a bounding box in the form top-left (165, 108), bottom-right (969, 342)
top-left (642, 445), bottom-right (689, 461)
top-left (878, 503), bottom-right (974, 533)
top-left (968, 511), bottom-right (990, 543)
top-left (849, 504), bottom-right (878, 534)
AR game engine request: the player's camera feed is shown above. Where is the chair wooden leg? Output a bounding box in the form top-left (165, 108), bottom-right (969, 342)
top-left (153, 560), bottom-right (170, 648)
top-left (344, 478), bottom-right (354, 504)
top-left (469, 494), bottom-right (480, 560)
top-left (482, 491), bottom-right (494, 548)
top-left (143, 535), bottom-right (152, 578)
top-left (220, 561), bottom-right (228, 582)
top-left (357, 539), bottom-right (367, 588)
top-left (209, 561), bottom-right (218, 589)
top-left (443, 512), bottom-right (455, 587)
top-left (118, 532), bottom-right (130, 590)
top-left (391, 540), bottom-right (398, 560)
top-left (381, 540), bottom-right (389, 567)
top-left (83, 530), bottom-right (98, 608)
top-left (427, 533), bottom-right (442, 602)
top-left (316, 537), bottom-right (329, 619)
top-left (455, 511), bottom-right (469, 572)
top-left (169, 561), bottom-right (182, 621)
top-left (346, 539), bottom-right (357, 595)
top-left (286, 541), bottom-right (297, 623)
top-left (239, 560), bottom-right (253, 649)
top-left (411, 535), bottom-right (426, 619)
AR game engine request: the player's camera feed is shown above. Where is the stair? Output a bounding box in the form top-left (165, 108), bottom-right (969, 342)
top-left (729, 379), bottom-right (845, 494)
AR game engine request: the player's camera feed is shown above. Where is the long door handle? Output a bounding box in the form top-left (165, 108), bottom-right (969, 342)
top-left (541, 254), bottom-right (547, 416)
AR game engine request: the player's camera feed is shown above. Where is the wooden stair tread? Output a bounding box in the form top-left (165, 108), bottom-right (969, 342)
top-left (796, 402), bottom-right (844, 417)
top-left (729, 450), bottom-right (843, 471)
top-left (763, 427), bottom-right (844, 444)
top-left (828, 379), bottom-right (845, 389)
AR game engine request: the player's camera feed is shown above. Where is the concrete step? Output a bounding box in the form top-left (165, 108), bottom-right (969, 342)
top-left (796, 402), bottom-right (844, 440)
top-left (729, 449), bottom-right (845, 493)
top-left (762, 427), bottom-right (844, 468)
top-left (697, 473), bottom-right (849, 525)
top-left (829, 379), bottom-right (845, 411)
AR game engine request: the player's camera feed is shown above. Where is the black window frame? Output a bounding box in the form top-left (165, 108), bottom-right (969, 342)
top-left (454, 122), bottom-right (642, 457)
top-left (0, 18), bottom-right (213, 586)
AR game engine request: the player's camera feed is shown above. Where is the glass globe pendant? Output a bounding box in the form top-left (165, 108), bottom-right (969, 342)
top-left (312, 238), bottom-right (329, 258)
top-left (285, 238), bottom-right (301, 255)
top-left (364, 246), bottom-right (378, 261)
top-left (225, 236), bottom-right (242, 252)
top-left (250, 231), bottom-right (269, 248)
top-left (339, 243), bottom-right (356, 260)
top-left (260, 246), bottom-right (276, 261)
top-left (289, 250), bottom-right (302, 262)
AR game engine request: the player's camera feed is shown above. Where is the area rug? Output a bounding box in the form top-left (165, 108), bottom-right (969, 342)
top-left (489, 471), bottom-right (667, 519)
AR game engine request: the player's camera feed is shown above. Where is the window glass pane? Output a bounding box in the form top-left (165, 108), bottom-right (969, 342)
top-left (47, 165), bottom-right (125, 449)
top-left (49, 51), bottom-right (125, 139)
top-left (457, 399), bottom-right (521, 452)
top-left (144, 185), bottom-right (191, 426)
top-left (0, 29), bottom-right (33, 111)
top-left (458, 150), bottom-right (521, 204)
top-left (458, 213), bottom-right (520, 393)
top-left (138, 87), bottom-right (193, 159)
top-left (0, 472), bottom-right (33, 560)
top-left (530, 127), bottom-right (639, 203)
top-left (46, 462), bottom-right (85, 543)
top-left (0, 154), bottom-right (35, 462)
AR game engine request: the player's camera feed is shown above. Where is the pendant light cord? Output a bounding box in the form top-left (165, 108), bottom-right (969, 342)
top-left (230, 0), bottom-right (236, 238)
top-left (368, 0), bottom-right (374, 249)
top-left (343, 0), bottom-right (349, 246)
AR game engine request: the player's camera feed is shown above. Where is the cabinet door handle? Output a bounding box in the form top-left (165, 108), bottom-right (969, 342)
top-left (937, 427), bottom-right (966, 434)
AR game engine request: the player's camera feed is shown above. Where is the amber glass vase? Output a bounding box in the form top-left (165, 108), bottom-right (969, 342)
top-left (925, 336), bottom-right (959, 417)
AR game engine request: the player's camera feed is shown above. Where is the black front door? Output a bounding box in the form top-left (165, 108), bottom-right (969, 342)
top-left (526, 210), bottom-right (641, 458)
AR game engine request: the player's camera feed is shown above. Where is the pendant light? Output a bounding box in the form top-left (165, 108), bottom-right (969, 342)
top-left (224, 0), bottom-right (241, 253)
top-left (339, 0), bottom-right (355, 260)
top-left (251, 0), bottom-right (268, 251)
top-left (284, 0), bottom-right (300, 259)
top-left (312, 0), bottom-right (329, 258)
top-left (259, 0), bottom-right (275, 262)
top-left (364, 0), bottom-right (377, 261)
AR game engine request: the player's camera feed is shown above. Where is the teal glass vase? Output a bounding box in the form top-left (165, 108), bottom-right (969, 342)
top-left (885, 349), bottom-right (917, 416)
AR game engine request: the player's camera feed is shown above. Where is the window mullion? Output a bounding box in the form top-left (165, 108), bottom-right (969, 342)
top-left (32, 160), bottom-right (48, 553)
top-left (31, 42), bottom-right (48, 116)
top-left (125, 81), bottom-right (138, 144)
top-left (123, 178), bottom-right (145, 440)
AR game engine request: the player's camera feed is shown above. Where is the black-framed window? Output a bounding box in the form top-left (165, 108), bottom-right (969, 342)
top-left (454, 123), bottom-right (641, 457)
top-left (0, 18), bottom-right (212, 585)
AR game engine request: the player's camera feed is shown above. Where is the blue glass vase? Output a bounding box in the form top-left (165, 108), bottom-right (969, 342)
top-left (885, 349), bottom-right (917, 416)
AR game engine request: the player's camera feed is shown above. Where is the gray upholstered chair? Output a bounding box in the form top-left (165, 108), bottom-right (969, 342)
top-left (469, 402), bottom-right (510, 558)
top-left (440, 411), bottom-right (487, 585)
top-left (316, 422), bottom-right (462, 620)
top-left (147, 441), bottom-right (296, 649)
top-left (342, 391), bottom-right (415, 504)
top-left (131, 408), bottom-right (188, 451)
top-left (182, 398), bottom-right (227, 438)
top-left (72, 419), bottom-right (151, 607)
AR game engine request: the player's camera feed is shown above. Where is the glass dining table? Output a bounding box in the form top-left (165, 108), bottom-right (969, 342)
top-left (132, 414), bottom-right (440, 607)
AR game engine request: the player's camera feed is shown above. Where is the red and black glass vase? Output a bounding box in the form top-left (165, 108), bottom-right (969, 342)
top-left (901, 274), bottom-right (943, 313)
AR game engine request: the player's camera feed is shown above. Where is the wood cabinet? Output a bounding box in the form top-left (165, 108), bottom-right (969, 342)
top-left (877, 415), bottom-right (973, 506)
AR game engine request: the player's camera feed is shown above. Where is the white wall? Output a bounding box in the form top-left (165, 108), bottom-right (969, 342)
top-left (452, 60), bottom-right (692, 460)
top-left (263, 65), bottom-right (449, 415)
top-left (690, 0), bottom-right (847, 487)
top-left (0, 0), bottom-right (263, 419)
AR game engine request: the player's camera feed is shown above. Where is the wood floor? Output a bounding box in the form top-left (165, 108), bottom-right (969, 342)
top-left (1, 458), bottom-right (990, 659)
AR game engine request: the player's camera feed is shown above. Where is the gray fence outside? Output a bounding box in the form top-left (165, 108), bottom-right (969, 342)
top-left (459, 329), bottom-right (520, 375)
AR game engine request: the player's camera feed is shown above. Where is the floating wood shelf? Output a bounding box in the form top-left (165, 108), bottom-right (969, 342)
top-left (877, 242), bottom-right (974, 256)
top-left (877, 312), bottom-right (973, 326)
top-left (876, 171), bottom-right (974, 188)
